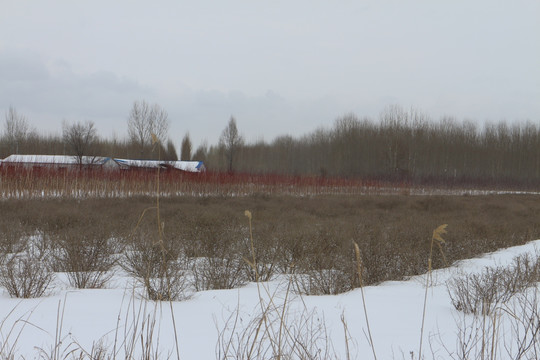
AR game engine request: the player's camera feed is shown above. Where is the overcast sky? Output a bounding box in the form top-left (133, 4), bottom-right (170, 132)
top-left (1, 0), bottom-right (539, 149)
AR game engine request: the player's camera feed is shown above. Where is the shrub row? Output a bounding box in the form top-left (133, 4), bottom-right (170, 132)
top-left (0, 194), bottom-right (539, 299)
top-left (2, 166), bottom-right (536, 199)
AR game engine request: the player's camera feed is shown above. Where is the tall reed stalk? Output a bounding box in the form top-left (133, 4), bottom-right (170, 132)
top-left (353, 242), bottom-right (377, 360)
top-left (418, 224), bottom-right (447, 360)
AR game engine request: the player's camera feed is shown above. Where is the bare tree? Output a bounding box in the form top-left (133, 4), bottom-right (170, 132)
top-left (164, 139), bottom-right (178, 161)
top-left (62, 120), bottom-right (98, 166)
top-left (150, 105), bottom-right (169, 145)
top-left (180, 133), bottom-right (192, 161)
top-left (193, 141), bottom-right (208, 163)
top-left (127, 100), bottom-right (170, 158)
top-left (4, 106), bottom-right (30, 154)
top-left (219, 116), bottom-right (243, 172)
top-left (127, 100), bottom-right (150, 156)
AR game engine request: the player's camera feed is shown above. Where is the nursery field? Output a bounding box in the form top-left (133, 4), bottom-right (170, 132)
top-left (1, 193), bottom-right (540, 359)
top-left (2, 166), bottom-right (538, 198)
top-left (2, 194), bottom-right (540, 286)
top-left (0, 167), bottom-right (393, 198)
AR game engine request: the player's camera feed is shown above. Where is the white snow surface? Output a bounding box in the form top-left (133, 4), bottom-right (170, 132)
top-left (1, 240), bottom-right (540, 359)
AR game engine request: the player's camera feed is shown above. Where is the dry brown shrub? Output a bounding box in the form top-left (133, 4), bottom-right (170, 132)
top-left (240, 221), bottom-right (281, 282)
top-left (292, 226), bottom-right (356, 295)
top-left (0, 194), bottom-right (539, 296)
top-left (0, 219), bottom-right (27, 255)
top-left (447, 252), bottom-right (540, 315)
top-left (51, 225), bottom-right (119, 289)
top-left (122, 228), bottom-right (191, 301)
top-left (186, 213), bottom-right (248, 291)
top-left (0, 237), bottom-right (55, 298)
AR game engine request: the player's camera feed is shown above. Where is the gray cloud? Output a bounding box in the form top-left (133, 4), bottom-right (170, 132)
top-left (1, 0), bottom-right (539, 150)
top-left (163, 89), bottom-right (345, 147)
top-left (0, 49), bottom-right (153, 135)
top-left (0, 51), bottom-right (49, 82)
top-left (0, 50), bottom-right (343, 148)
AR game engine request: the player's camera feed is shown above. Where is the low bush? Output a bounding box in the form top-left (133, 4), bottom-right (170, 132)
top-left (0, 194), bottom-right (539, 297)
top-left (184, 213), bottom-right (249, 291)
top-left (240, 222), bottom-right (281, 282)
top-left (0, 220), bottom-right (27, 255)
top-left (293, 241), bottom-right (356, 295)
top-left (0, 240), bottom-right (55, 298)
top-left (447, 252), bottom-right (540, 315)
top-left (51, 226), bottom-right (119, 289)
top-left (122, 229), bottom-right (191, 301)
top-left (191, 256), bottom-right (247, 291)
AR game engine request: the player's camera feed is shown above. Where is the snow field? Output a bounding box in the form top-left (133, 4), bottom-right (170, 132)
top-left (1, 239), bottom-right (540, 359)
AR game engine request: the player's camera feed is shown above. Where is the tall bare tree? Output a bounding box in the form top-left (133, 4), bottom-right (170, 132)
top-left (164, 139), bottom-right (178, 161)
top-left (4, 106), bottom-right (30, 154)
top-left (127, 100), bottom-right (170, 158)
top-left (219, 116), bottom-right (243, 172)
top-left (180, 133), bottom-right (192, 161)
top-left (192, 141), bottom-right (208, 164)
top-left (62, 120), bottom-right (98, 166)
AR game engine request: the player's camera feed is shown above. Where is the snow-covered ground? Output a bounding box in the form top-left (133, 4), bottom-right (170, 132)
top-left (1, 240), bottom-right (540, 359)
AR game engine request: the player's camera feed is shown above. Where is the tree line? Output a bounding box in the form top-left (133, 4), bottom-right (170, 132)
top-left (202, 106), bottom-right (540, 188)
top-left (0, 101), bottom-right (189, 162)
top-left (2, 103), bottom-right (540, 187)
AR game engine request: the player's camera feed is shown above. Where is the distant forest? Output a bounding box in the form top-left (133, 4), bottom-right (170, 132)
top-left (2, 104), bottom-right (540, 188)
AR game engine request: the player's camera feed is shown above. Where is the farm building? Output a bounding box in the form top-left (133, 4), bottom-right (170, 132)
top-left (165, 160), bottom-right (206, 172)
top-left (112, 159), bottom-right (206, 172)
top-left (1, 155), bottom-right (114, 169)
top-left (1, 155), bottom-right (206, 173)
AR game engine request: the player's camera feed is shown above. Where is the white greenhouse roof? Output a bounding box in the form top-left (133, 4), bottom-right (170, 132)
top-left (113, 159), bottom-right (205, 172)
top-left (2, 155), bottom-right (111, 165)
top-left (113, 158), bottom-right (162, 168)
top-left (168, 161), bottom-right (205, 172)
top-left (1, 155), bottom-right (205, 172)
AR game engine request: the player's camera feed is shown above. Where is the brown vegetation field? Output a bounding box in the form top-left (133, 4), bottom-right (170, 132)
top-left (2, 194), bottom-right (539, 296)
